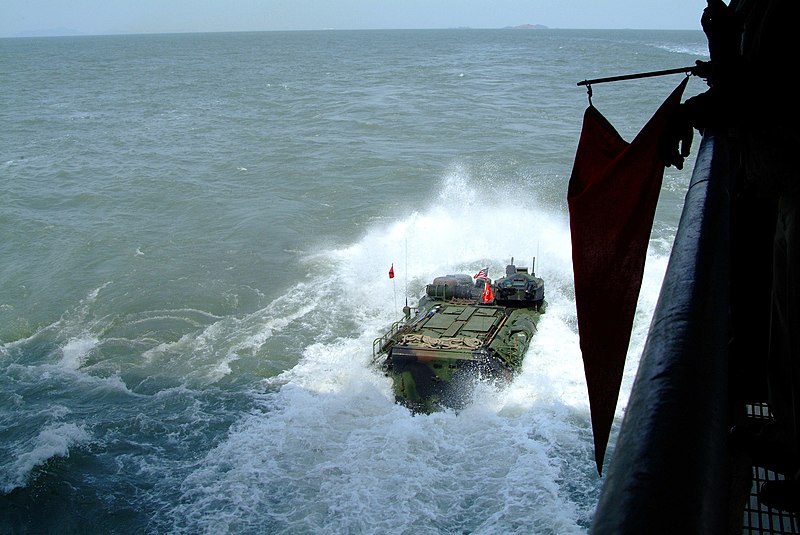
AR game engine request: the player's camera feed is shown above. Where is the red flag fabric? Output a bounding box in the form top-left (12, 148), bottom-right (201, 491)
top-left (388, 264), bottom-right (395, 279)
top-left (481, 280), bottom-right (494, 304)
top-left (567, 78), bottom-right (687, 475)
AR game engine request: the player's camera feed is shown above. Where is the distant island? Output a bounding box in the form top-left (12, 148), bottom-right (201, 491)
top-left (504, 24), bottom-right (549, 30)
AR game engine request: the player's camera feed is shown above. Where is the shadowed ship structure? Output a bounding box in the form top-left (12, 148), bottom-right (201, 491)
top-left (373, 258), bottom-right (545, 413)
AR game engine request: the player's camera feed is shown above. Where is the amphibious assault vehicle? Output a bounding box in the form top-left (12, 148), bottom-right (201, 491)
top-left (373, 258), bottom-right (545, 413)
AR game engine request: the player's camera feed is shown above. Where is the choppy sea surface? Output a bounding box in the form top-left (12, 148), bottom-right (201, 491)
top-left (1, 29), bottom-right (708, 533)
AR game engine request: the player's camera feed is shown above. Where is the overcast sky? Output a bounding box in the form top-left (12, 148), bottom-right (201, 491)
top-left (2, 0), bottom-right (708, 38)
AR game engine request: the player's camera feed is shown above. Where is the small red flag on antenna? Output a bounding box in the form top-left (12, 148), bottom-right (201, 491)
top-left (388, 264), bottom-right (395, 279)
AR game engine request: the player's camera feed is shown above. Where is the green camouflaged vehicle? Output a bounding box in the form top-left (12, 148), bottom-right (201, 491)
top-left (373, 258), bottom-right (546, 413)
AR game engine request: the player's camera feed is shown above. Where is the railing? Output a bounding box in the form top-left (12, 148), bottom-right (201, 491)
top-left (372, 320), bottom-right (407, 360)
top-left (591, 132), bottom-right (735, 533)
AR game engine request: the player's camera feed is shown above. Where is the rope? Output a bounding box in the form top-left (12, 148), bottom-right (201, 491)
top-left (399, 333), bottom-right (482, 350)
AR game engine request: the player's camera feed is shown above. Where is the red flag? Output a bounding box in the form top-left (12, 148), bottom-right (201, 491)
top-left (481, 280), bottom-right (493, 304)
top-left (388, 264), bottom-right (395, 279)
top-left (567, 78), bottom-right (687, 474)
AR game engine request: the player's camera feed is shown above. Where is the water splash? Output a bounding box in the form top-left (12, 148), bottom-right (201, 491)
top-left (159, 167), bottom-right (668, 533)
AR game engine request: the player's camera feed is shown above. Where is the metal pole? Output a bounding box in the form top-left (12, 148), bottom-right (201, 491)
top-left (577, 66), bottom-right (696, 87)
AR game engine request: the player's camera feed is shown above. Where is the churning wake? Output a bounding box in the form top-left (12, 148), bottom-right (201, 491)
top-left (156, 168), bottom-right (670, 534)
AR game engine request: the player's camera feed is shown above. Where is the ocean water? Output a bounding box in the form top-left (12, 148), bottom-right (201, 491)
top-left (1, 29), bottom-right (708, 533)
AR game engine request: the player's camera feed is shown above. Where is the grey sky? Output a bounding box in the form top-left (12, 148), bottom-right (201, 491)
top-left (2, 0), bottom-right (708, 38)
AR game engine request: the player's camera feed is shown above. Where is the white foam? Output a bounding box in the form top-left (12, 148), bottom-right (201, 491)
top-left (166, 167), bottom-right (667, 532)
top-left (2, 422), bottom-right (91, 493)
top-left (652, 43), bottom-right (709, 57)
top-left (60, 337), bottom-right (98, 370)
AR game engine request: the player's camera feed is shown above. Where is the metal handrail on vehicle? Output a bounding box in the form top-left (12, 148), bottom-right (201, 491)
top-left (372, 320), bottom-right (407, 360)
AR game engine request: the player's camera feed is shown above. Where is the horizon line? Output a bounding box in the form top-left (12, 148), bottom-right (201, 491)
top-left (2, 25), bottom-right (702, 39)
